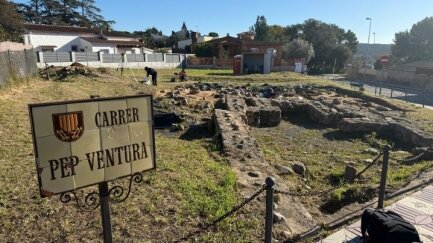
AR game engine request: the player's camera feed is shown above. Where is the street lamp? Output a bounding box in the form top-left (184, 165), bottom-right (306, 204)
top-left (364, 17), bottom-right (372, 83)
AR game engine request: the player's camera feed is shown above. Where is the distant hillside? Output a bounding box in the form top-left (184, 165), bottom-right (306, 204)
top-left (355, 43), bottom-right (392, 62)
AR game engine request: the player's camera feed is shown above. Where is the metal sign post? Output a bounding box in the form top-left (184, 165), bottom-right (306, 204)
top-left (99, 182), bottom-right (113, 243)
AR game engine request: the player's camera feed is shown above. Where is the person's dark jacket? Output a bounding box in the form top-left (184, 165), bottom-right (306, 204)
top-left (146, 68), bottom-right (157, 77)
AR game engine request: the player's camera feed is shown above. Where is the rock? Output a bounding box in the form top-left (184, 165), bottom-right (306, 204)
top-left (344, 164), bottom-right (358, 181)
top-left (274, 165), bottom-right (294, 175)
top-left (273, 212), bottom-right (286, 223)
top-left (247, 171), bottom-right (259, 178)
top-left (363, 159), bottom-right (373, 163)
top-left (364, 147), bottom-right (379, 155)
top-left (176, 96), bottom-right (189, 106)
top-left (377, 106), bottom-right (392, 111)
top-left (292, 162), bottom-right (306, 175)
top-left (189, 87), bottom-right (200, 95)
top-left (170, 123), bottom-right (185, 132)
top-left (333, 98), bottom-right (342, 105)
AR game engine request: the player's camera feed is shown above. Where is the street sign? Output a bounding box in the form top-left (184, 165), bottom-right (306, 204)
top-left (379, 56), bottom-right (390, 64)
top-left (29, 95), bottom-right (155, 198)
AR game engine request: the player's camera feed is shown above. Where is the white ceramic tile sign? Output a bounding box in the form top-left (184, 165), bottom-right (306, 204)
top-left (29, 95), bottom-right (155, 197)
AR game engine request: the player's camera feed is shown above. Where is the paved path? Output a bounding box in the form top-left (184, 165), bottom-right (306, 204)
top-left (318, 185), bottom-right (433, 242)
top-left (322, 75), bottom-right (433, 110)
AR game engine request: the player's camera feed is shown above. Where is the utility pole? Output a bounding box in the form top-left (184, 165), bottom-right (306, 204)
top-left (364, 17), bottom-right (372, 84)
top-left (373, 32), bottom-right (376, 44)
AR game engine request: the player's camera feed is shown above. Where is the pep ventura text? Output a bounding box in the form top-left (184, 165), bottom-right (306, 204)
top-left (46, 107), bottom-right (149, 180)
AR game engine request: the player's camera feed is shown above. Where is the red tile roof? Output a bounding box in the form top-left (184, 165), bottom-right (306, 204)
top-left (80, 37), bottom-right (144, 47)
top-left (24, 24), bottom-right (134, 38)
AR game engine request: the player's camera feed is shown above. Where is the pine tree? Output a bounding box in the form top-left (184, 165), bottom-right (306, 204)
top-left (40, 0), bottom-right (62, 24)
top-left (77, 0), bottom-right (103, 27)
top-left (16, 0), bottom-right (43, 24)
top-left (58, 0), bottom-right (80, 25)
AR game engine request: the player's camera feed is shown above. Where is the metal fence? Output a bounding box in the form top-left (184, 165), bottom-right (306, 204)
top-left (0, 49), bottom-right (38, 86)
top-left (125, 54), bottom-right (145, 62)
top-left (146, 53), bottom-right (164, 62)
top-left (165, 54), bottom-right (180, 63)
top-left (76, 52), bottom-right (99, 62)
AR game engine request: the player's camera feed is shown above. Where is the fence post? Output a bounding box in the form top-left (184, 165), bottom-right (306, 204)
top-left (71, 52), bottom-right (76, 63)
top-left (390, 89), bottom-right (393, 98)
top-left (265, 176), bottom-right (275, 243)
top-left (99, 52), bottom-right (104, 64)
top-left (163, 53), bottom-right (166, 63)
top-left (38, 51), bottom-right (44, 65)
top-left (378, 145), bottom-right (391, 209)
top-left (422, 91), bottom-right (425, 108)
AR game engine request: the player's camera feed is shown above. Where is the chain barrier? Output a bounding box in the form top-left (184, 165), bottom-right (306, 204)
top-left (389, 148), bottom-right (431, 163)
top-left (275, 152), bottom-right (384, 197)
top-left (175, 185), bottom-right (266, 242)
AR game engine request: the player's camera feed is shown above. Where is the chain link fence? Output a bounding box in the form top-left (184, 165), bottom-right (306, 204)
top-left (0, 49), bottom-right (38, 87)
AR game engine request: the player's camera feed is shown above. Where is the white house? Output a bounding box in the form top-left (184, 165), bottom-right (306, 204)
top-left (23, 24), bottom-right (145, 54)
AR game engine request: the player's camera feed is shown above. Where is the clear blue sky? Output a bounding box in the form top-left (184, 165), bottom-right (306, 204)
top-left (14, 0), bottom-right (433, 44)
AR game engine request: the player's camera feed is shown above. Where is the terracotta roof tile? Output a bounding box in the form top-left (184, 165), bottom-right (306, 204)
top-left (80, 37), bottom-right (144, 47)
top-left (24, 24), bottom-right (134, 38)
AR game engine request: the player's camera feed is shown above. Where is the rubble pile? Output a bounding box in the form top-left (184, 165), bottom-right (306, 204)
top-left (40, 62), bottom-right (101, 79)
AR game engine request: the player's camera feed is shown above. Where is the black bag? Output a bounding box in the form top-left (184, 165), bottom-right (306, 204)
top-left (361, 208), bottom-right (421, 243)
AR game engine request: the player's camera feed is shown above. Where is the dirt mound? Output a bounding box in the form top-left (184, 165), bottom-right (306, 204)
top-left (39, 62), bottom-right (102, 80)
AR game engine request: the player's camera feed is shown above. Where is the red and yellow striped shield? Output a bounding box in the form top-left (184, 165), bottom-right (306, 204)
top-left (52, 111), bottom-right (84, 142)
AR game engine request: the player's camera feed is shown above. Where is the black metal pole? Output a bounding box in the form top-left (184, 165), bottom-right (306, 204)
top-left (265, 177), bottom-right (275, 243)
top-left (90, 95), bottom-right (112, 243)
top-left (378, 145), bottom-right (391, 209)
top-left (99, 182), bottom-right (113, 243)
top-left (422, 91), bottom-right (425, 108)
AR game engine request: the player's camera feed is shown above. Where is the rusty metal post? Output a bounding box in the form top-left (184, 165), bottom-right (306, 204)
top-left (265, 177), bottom-right (275, 243)
top-left (378, 145), bottom-right (391, 209)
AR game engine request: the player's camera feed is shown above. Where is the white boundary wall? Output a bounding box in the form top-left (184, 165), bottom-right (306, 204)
top-left (37, 52), bottom-right (186, 69)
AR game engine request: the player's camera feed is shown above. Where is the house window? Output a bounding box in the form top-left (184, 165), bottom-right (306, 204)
top-left (99, 49), bottom-right (110, 54)
top-left (71, 45), bottom-right (78, 52)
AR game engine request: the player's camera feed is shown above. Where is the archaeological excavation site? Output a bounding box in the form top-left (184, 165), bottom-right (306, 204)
top-left (153, 81), bottom-right (433, 240)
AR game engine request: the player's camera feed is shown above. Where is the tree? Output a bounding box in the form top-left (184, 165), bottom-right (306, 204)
top-left (77, 0), bottom-right (103, 27)
top-left (268, 25), bottom-right (287, 42)
top-left (15, 0), bottom-right (115, 28)
top-left (298, 19), bottom-right (358, 73)
top-left (58, 0), bottom-right (80, 25)
top-left (39, 0), bottom-right (63, 24)
top-left (283, 38), bottom-right (315, 62)
top-left (251, 15), bottom-right (269, 41)
top-left (16, 0), bottom-right (43, 24)
top-left (208, 32), bottom-right (219, 37)
top-left (194, 42), bottom-right (213, 57)
top-left (0, 0), bottom-right (25, 42)
top-left (134, 27), bottom-right (165, 49)
top-left (392, 17), bottom-right (433, 63)
top-left (284, 24), bottom-right (303, 41)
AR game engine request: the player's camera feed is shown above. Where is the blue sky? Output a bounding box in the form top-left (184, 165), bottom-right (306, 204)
top-left (14, 0), bottom-right (433, 44)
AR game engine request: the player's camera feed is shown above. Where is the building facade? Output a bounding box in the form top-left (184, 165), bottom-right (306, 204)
top-left (23, 24), bottom-right (144, 54)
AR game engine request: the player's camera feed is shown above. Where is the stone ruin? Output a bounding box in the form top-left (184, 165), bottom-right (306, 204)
top-left (208, 83), bottom-right (433, 239)
top-left (155, 82), bottom-right (433, 239)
